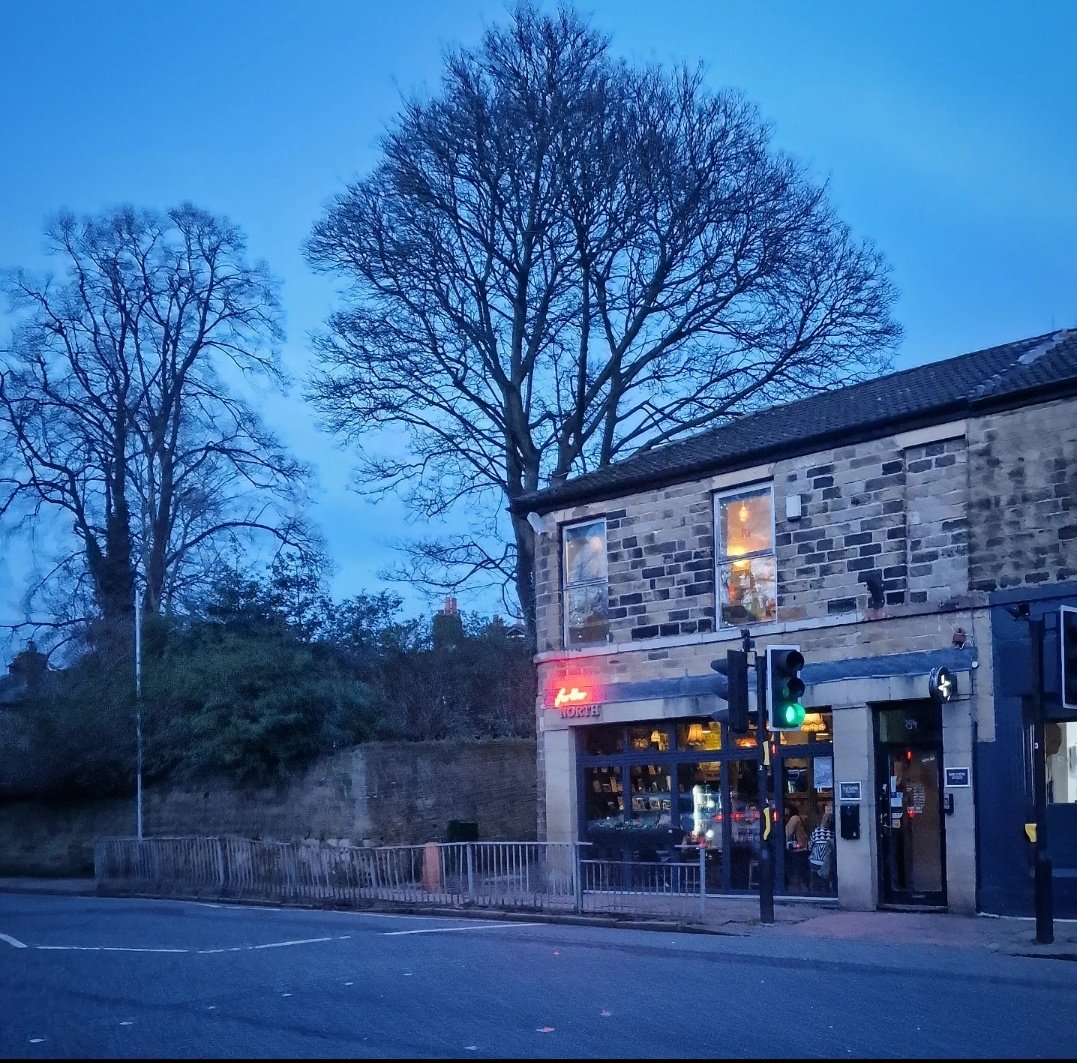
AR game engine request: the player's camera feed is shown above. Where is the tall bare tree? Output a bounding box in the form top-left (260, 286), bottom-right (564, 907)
top-left (0, 204), bottom-right (310, 653)
top-left (306, 3), bottom-right (901, 638)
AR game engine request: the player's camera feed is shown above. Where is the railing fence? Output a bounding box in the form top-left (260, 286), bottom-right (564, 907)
top-left (94, 836), bottom-right (713, 921)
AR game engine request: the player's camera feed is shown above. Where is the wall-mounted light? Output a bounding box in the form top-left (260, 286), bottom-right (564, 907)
top-left (526, 511), bottom-right (551, 537)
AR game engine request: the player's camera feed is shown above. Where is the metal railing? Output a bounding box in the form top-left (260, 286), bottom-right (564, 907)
top-left (93, 836), bottom-right (712, 921)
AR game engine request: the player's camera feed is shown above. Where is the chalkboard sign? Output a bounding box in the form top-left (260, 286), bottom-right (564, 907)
top-left (838, 781), bottom-right (862, 802)
top-left (945, 767), bottom-right (971, 788)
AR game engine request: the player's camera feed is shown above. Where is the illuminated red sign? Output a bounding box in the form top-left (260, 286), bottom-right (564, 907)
top-left (545, 680), bottom-right (603, 719)
top-left (553, 686), bottom-right (591, 709)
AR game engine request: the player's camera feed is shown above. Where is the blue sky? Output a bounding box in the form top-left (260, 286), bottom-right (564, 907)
top-left (2, 1), bottom-right (1076, 656)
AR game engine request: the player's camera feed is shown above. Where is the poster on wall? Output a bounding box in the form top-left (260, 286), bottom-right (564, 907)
top-left (814, 756), bottom-right (834, 791)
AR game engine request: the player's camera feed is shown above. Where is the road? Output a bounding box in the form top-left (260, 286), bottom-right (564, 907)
top-left (1, 892), bottom-right (1075, 1058)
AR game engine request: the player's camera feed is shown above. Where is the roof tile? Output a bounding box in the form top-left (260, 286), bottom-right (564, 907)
top-left (517, 329), bottom-right (1077, 512)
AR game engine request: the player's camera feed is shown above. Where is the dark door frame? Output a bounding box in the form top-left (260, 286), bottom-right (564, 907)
top-left (874, 703), bottom-right (948, 909)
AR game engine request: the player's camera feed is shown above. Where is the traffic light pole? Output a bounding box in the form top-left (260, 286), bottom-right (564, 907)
top-left (746, 629), bottom-right (775, 925)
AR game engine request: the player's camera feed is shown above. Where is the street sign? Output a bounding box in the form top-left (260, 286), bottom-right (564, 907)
top-left (929, 666), bottom-right (957, 704)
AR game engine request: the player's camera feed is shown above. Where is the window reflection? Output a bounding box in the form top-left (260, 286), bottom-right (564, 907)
top-left (564, 519), bottom-right (609, 646)
top-left (585, 725), bottom-right (624, 756)
top-left (678, 762), bottom-right (721, 845)
top-left (715, 486), bottom-right (776, 628)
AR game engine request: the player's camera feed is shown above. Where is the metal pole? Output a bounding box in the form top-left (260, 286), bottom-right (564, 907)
top-left (134, 578), bottom-right (143, 842)
top-left (1029, 616), bottom-right (1053, 944)
top-left (699, 838), bottom-right (706, 921)
top-left (745, 628), bottom-right (774, 925)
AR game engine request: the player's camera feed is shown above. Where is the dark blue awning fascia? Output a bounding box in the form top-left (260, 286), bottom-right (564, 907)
top-left (600, 646), bottom-right (977, 707)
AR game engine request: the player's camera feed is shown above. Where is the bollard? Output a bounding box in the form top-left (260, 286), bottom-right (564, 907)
top-left (421, 842), bottom-right (442, 892)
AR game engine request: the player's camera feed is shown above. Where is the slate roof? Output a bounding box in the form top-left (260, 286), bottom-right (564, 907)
top-left (515, 329), bottom-right (1077, 513)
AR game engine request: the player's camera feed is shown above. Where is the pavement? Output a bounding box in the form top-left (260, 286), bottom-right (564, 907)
top-left (2, 876), bottom-right (1075, 961)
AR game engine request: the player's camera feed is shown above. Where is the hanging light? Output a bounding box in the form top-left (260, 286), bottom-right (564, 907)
top-left (739, 501), bottom-right (750, 524)
top-left (686, 722), bottom-right (705, 745)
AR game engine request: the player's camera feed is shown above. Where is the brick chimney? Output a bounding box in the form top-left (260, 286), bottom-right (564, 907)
top-left (8, 641), bottom-right (47, 693)
top-left (433, 597), bottom-right (463, 649)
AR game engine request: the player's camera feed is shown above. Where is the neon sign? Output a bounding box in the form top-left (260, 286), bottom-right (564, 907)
top-left (549, 684), bottom-right (602, 719)
top-left (553, 686), bottom-right (590, 709)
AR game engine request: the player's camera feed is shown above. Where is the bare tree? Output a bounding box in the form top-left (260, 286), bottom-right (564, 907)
top-left (0, 203), bottom-right (310, 653)
top-left (306, 3), bottom-right (901, 638)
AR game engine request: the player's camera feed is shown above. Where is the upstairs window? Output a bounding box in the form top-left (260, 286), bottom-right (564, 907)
top-left (563, 518), bottom-right (609, 646)
top-left (715, 485), bottom-right (777, 628)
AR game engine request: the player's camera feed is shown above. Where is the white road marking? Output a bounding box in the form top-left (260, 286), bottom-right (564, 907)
top-left (251, 936), bottom-right (335, 950)
top-left (33, 935), bottom-right (342, 954)
top-left (35, 945), bottom-right (189, 953)
top-left (7, 909), bottom-right (525, 952)
top-left (381, 923), bottom-right (538, 936)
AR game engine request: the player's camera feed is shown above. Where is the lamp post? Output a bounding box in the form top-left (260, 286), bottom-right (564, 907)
top-left (134, 576), bottom-right (143, 842)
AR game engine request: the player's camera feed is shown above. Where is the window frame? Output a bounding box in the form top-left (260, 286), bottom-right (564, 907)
top-left (713, 482), bottom-right (777, 629)
top-left (561, 516), bottom-right (610, 648)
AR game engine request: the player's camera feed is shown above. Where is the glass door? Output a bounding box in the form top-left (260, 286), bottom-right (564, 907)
top-left (875, 705), bottom-right (946, 907)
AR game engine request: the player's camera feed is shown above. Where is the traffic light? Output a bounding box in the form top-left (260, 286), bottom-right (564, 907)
top-left (1062, 606), bottom-right (1077, 710)
top-left (767, 645), bottom-right (806, 730)
top-left (710, 649), bottom-right (750, 733)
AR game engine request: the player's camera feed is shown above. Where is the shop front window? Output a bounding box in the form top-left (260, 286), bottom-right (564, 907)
top-left (677, 719), bottom-right (722, 752)
top-left (628, 725), bottom-right (670, 753)
top-left (627, 764), bottom-right (674, 829)
top-left (584, 725), bottom-right (625, 756)
top-left (678, 762), bottom-right (722, 844)
top-left (584, 765), bottom-right (624, 829)
top-left (577, 715), bottom-right (837, 896)
top-left (715, 485), bottom-right (777, 628)
top-left (727, 760), bottom-right (763, 890)
top-left (563, 519), bottom-right (609, 646)
top-left (776, 711), bottom-right (836, 897)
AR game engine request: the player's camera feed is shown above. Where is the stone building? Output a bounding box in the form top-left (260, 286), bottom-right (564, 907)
top-left (512, 329), bottom-right (1077, 916)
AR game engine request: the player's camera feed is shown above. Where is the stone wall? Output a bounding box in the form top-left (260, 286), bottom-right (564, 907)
top-left (968, 397), bottom-right (1077, 592)
top-left (534, 422), bottom-right (972, 655)
top-left (780, 436), bottom-right (909, 618)
top-left (0, 738), bottom-right (537, 876)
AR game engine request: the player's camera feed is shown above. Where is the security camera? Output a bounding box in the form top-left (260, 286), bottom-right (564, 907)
top-left (525, 511), bottom-right (550, 536)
